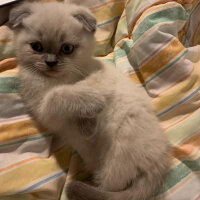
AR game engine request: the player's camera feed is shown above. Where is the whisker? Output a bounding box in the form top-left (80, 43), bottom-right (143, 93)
top-left (25, 64), bottom-right (40, 74)
top-left (60, 62), bottom-right (88, 78)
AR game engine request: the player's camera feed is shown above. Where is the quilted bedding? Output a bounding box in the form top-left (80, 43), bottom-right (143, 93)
top-left (0, 0), bottom-right (200, 199)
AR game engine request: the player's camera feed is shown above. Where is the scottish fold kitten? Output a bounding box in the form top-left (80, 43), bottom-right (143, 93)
top-left (9, 2), bottom-right (170, 200)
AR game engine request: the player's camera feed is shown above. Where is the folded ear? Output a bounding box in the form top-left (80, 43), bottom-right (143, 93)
top-left (9, 3), bottom-right (31, 29)
top-left (72, 6), bottom-right (97, 33)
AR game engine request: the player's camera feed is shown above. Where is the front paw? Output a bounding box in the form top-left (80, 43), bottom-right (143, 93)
top-left (78, 92), bottom-right (105, 118)
top-left (41, 86), bottom-right (106, 119)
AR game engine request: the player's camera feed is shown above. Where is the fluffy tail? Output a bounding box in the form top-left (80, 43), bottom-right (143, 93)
top-left (66, 162), bottom-right (168, 200)
top-left (66, 181), bottom-right (129, 200)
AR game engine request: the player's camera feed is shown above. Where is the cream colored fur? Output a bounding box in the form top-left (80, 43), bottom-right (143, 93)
top-left (10, 2), bottom-right (170, 200)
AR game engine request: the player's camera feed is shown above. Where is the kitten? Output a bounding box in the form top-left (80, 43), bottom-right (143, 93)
top-left (9, 2), bottom-right (170, 200)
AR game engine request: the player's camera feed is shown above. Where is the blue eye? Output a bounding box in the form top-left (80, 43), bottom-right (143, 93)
top-left (30, 42), bottom-right (43, 52)
top-left (61, 44), bottom-right (74, 54)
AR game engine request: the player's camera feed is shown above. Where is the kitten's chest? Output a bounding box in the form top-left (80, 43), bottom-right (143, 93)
top-left (19, 72), bottom-right (66, 103)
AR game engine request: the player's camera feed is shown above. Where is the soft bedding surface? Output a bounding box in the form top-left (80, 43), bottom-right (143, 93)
top-left (0, 0), bottom-right (200, 199)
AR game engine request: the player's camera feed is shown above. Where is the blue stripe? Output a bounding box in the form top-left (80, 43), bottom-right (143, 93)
top-left (97, 16), bottom-right (120, 27)
top-left (157, 86), bottom-right (200, 117)
top-left (17, 169), bottom-right (68, 194)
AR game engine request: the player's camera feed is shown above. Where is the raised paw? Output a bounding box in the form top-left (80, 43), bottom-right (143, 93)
top-left (41, 86), bottom-right (106, 119)
top-left (77, 91), bottom-right (105, 118)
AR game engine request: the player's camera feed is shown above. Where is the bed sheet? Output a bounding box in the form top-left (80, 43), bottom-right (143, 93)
top-left (0, 0), bottom-right (200, 199)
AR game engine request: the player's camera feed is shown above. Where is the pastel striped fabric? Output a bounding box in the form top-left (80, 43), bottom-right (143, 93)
top-left (0, 0), bottom-right (200, 199)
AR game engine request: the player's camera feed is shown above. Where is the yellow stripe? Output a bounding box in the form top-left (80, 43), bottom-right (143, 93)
top-left (129, 71), bottom-right (144, 84)
top-left (92, 2), bottom-right (125, 22)
top-left (0, 120), bottom-right (40, 142)
top-left (0, 39), bottom-right (12, 43)
top-left (140, 39), bottom-right (184, 79)
top-left (161, 107), bottom-right (200, 131)
top-left (90, 0), bottom-right (126, 11)
top-left (0, 68), bottom-right (18, 77)
top-left (166, 103), bottom-right (200, 145)
top-left (0, 147), bottom-right (71, 193)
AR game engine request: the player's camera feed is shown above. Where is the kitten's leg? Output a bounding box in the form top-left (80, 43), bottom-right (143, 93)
top-left (95, 112), bottom-right (169, 199)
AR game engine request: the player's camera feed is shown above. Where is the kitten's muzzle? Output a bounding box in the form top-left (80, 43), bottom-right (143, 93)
top-left (44, 54), bottom-right (58, 68)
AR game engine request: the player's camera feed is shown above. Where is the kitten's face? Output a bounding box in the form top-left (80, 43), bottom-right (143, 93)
top-left (11, 2), bottom-right (96, 78)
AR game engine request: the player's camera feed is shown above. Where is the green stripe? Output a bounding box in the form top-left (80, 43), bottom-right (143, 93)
top-left (166, 109), bottom-right (200, 144)
top-left (0, 133), bottom-right (51, 148)
top-left (0, 77), bottom-right (19, 93)
top-left (113, 40), bottom-right (133, 60)
top-left (145, 49), bottom-right (188, 84)
top-left (133, 6), bottom-right (187, 43)
top-left (157, 156), bottom-right (200, 195)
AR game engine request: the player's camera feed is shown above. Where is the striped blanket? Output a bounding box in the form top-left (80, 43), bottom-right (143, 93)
top-left (0, 0), bottom-right (200, 199)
